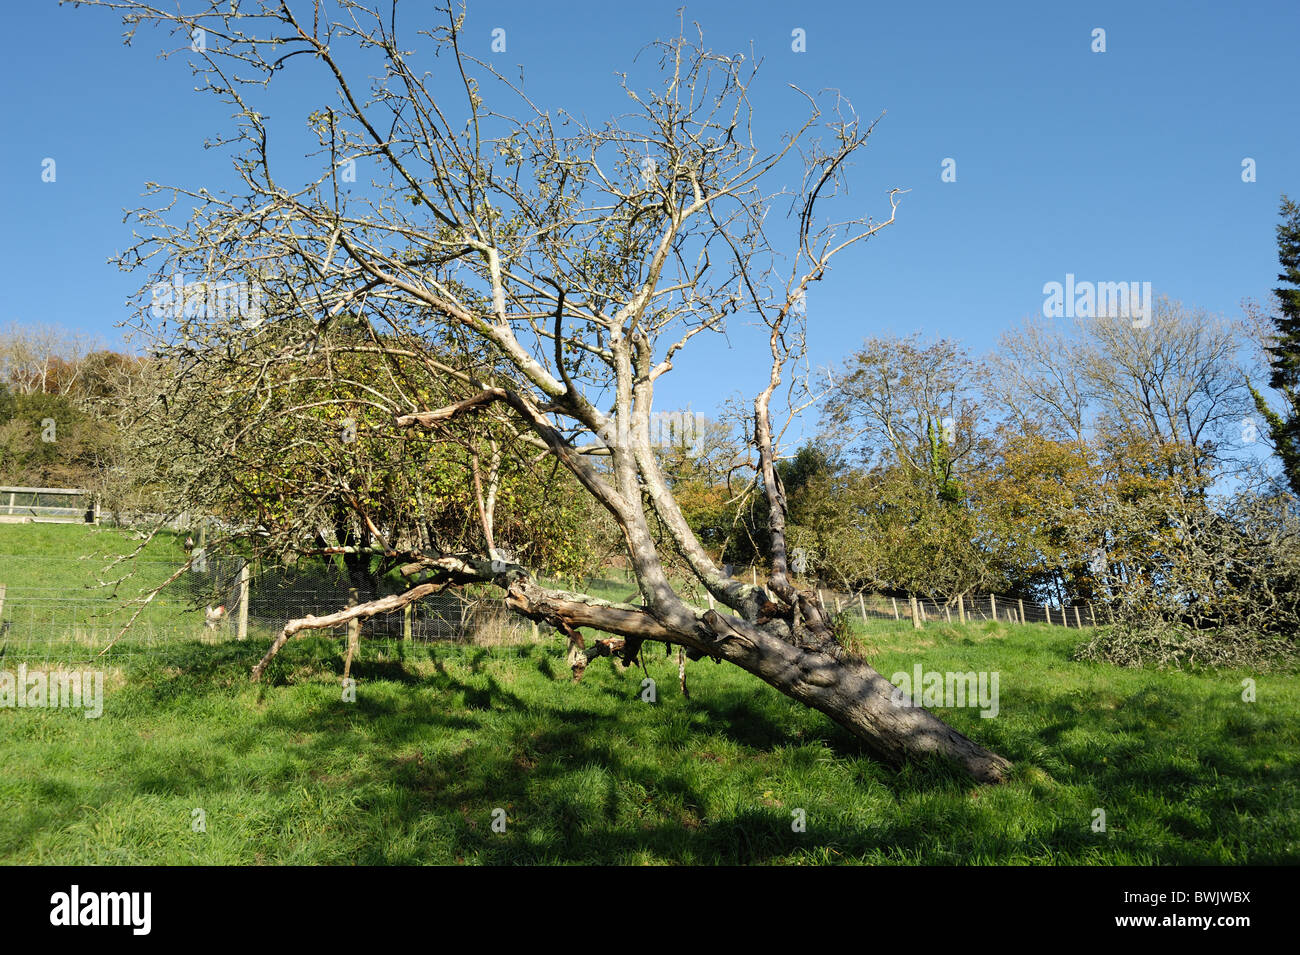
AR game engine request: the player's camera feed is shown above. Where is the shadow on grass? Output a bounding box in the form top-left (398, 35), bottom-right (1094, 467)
top-left (15, 637), bottom-right (1293, 864)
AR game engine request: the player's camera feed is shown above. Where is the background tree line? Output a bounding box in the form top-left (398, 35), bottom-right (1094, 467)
top-left (0, 323), bottom-right (146, 492)
top-left (667, 286), bottom-right (1298, 666)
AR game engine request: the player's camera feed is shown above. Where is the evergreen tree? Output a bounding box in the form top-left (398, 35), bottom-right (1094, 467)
top-left (1252, 195), bottom-right (1300, 496)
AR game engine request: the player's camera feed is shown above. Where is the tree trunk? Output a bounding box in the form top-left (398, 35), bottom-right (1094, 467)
top-left (713, 621), bottom-right (1010, 783)
top-left (496, 571), bottom-right (1012, 783)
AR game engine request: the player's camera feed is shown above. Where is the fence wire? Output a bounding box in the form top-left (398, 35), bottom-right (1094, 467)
top-left (0, 554), bottom-right (536, 665)
top-left (0, 554), bottom-right (1098, 665)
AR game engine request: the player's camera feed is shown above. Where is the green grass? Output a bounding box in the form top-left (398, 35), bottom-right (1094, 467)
top-left (2, 524), bottom-right (1296, 864)
top-left (0, 524), bottom-right (217, 659)
top-left (1, 621), bottom-right (1296, 864)
top-left (0, 521), bottom-right (185, 564)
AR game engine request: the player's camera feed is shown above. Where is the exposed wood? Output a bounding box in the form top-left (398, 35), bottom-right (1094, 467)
top-left (236, 562), bottom-right (250, 641)
top-left (343, 588), bottom-right (360, 681)
top-left (251, 582), bottom-right (445, 680)
top-left (343, 620), bottom-right (358, 681)
top-left (255, 556), bottom-right (1013, 782)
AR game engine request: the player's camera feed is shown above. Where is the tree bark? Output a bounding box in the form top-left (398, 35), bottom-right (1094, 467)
top-left (508, 577), bottom-right (1012, 782)
top-left (450, 560), bottom-right (1011, 782)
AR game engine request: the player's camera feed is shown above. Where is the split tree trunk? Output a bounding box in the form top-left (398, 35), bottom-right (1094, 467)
top-left (499, 572), bottom-right (1012, 784)
top-left (254, 556), bottom-right (1014, 784)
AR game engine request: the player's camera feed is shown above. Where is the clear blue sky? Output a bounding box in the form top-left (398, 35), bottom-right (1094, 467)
top-left (2, 0), bottom-right (1297, 422)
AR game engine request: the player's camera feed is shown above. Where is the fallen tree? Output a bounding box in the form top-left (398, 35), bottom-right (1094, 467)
top-left (93, 0), bottom-right (1012, 783)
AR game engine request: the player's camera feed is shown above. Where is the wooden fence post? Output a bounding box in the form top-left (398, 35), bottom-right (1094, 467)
top-left (858, 593), bottom-right (867, 621)
top-left (945, 605), bottom-right (951, 623)
top-left (892, 597), bottom-right (900, 621)
top-left (345, 619), bottom-right (360, 678)
top-left (1044, 604), bottom-right (1051, 625)
top-left (403, 603), bottom-right (413, 642)
top-left (990, 594), bottom-right (997, 620)
top-left (909, 595), bottom-right (921, 629)
top-left (343, 587), bottom-right (360, 681)
top-left (1074, 606), bottom-right (1082, 628)
top-left (1089, 603), bottom-right (1097, 627)
top-left (958, 593), bottom-right (966, 623)
top-left (236, 562), bottom-right (249, 641)
top-left (1018, 598), bottom-right (1025, 624)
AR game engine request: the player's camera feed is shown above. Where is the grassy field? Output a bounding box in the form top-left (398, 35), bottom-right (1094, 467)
top-left (0, 524), bottom-right (214, 659)
top-left (1, 525), bottom-right (1297, 864)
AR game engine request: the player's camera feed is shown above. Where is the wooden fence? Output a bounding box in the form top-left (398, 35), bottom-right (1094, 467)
top-left (0, 486), bottom-right (98, 524)
top-left (812, 588), bottom-right (1096, 629)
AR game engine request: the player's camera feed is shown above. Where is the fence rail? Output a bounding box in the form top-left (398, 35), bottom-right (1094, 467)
top-left (0, 486), bottom-right (97, 524)
top-left (651, 563), bottom-right (1100, 632)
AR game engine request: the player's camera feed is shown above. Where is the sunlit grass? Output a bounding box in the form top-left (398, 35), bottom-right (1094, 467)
top-left (3, 526), bottom-right (1294, 864)
top-left (2, 620), bottom-right (1295, 865)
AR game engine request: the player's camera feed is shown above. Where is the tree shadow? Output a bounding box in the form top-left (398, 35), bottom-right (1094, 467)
top-left (14, 639), bottom-right (1294, 864)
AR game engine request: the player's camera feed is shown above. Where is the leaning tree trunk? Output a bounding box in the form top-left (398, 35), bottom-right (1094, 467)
top-left (715, 626), bottom-right (1010, 783)
top-left (252, 556), bottom-right (1013, 784)
top-left (500, 573), bottom-right (1013, 784)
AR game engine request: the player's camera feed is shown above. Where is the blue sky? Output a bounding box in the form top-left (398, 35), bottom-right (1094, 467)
top-left (2, 0), bottom-right (1297, 423)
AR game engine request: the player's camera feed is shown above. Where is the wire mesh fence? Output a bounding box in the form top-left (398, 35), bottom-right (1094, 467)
top-left (0, 554), bottom-right (540, 665)
top-left (0, 553), bottom-right (1100, 666)
top-left (0, 486), bottom-right (95, 524)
